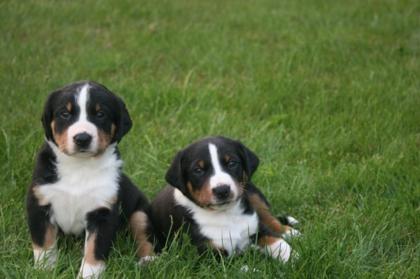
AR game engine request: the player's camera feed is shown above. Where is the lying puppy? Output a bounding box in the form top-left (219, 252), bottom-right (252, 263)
top-left (150, 136), bottom-right (299, 262)
top-left (26, 81), bottom-right (153, 278)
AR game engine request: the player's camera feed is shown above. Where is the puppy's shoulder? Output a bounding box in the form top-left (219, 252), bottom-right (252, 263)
top-left (246, 182), bottom-right (271, 208)
top-left (31, 142), bottom-right (58, 186)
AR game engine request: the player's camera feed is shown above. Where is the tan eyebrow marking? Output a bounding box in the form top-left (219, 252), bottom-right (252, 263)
top-left (66, 102), bottom-right (72, 112)
top-left (198, 160), bottom-right (205, 168)
top-left (95, 104), bottom-right (101, 112)
top-left (224, 155), bottom-right (231, 162)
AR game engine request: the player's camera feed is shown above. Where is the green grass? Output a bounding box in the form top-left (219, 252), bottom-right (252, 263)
top-left (1, 0), bottom-right (419, 277)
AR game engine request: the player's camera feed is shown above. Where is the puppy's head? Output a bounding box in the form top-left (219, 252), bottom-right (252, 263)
top-left (42, 81), bottom-right (132, 157)
top-left (166, 136), bottom-right (259, 210)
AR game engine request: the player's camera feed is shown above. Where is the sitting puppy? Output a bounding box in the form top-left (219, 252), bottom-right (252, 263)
top-left (26, 81), bottom-right (154, 278)
top-left (150, 136), bottom-right (299, 262)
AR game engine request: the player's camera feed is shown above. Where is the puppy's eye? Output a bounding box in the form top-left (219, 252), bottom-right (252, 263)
top-left (60, 111), bottom-right (71, 120)
top-left (193, 167), bottom-right (205, 176)
top-left (227, 160), bottom-right (239, 169)
top-left (96, 111), bottom-right (105, 119)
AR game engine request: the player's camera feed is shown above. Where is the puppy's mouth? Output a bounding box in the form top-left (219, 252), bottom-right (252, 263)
top-left (205, 198), bottom-right (237, 210)
top-left (213, 200), bottom-right (232, 206)
top-left (69, 148), bottom-right (97, 157)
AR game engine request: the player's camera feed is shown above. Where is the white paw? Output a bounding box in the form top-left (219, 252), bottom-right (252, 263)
top-left (240, 264), bottom-right (260, 273)
top-left (33, 246), bottom-right (57, 269)
top-left (138, 255), bottom-right (158, 266)
top-left (282, 228), bottom-right (301, 240)
top-left (286, 216), bottom-right (299, 226)
top-left (267, 239), bottom-right (292, 263)
top-left (78, 261), bottom-right (105, 279)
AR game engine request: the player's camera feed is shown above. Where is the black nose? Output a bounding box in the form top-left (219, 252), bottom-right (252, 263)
top-left (212, 185), bottom-right (231, 200)
top-left (73, 132), bottom-right (92, 148)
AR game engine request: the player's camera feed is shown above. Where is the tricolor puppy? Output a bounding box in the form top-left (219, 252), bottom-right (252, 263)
top-left (26, 81), bottom-right (154, 278)
top-left (150, 136), bottom-right (299, 262)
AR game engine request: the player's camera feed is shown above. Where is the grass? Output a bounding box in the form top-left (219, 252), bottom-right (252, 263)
top-left (0, 0), bottom-right (419, 277)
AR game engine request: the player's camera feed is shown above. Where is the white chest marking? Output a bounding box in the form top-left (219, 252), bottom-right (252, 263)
top-left (38, 143), bottom-right (122, 235)
top-left (174, 189), bottom-right (258, 255)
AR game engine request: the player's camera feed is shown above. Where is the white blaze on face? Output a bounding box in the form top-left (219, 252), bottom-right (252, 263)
top-left (66, 84), bottom-right (99, 155)
top-left (208, 143), bottom-right (238, 199)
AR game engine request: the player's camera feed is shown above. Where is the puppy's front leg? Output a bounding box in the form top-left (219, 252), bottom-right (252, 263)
top-left (257, 234), bottom-right (291, 263)
top-left (129, 210), bottom-right (155, 265)
top-left (31, 222), bottom-right (58, 269)
top-left (249, 193), bottom-right (299, 237)
top-left (27, 192), bottom-right (58, 269)
top-left (78, 208), bottom-right (117, 279)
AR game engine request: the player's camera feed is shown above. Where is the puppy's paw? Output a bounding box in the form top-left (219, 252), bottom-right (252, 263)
top-left (266, 238), bottom-right (292, 263)
top-left (33, 247), bottom-right (58, 270)
top-left (282, 227), bottom-right (301, 240)
top-left (77, 261), bottom-right (105, 279)
top-left (138, 255), bottom-right (158, 266)
top-left (240, 264), bottom-right (261, 273)
top-left (286, 216), bottom-right (299, 226)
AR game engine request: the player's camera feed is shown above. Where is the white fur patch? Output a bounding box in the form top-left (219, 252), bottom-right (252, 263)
top-left (208, 143), bottom-right (238, 198)
top-left (39, 143), bottom-right (121, 235)
top-left (33, 244), bottom-right (57, 269)
top-left (66, 84), bottom-right (99, 155)
top-left (138, 255), bottom-right (158, 266)
top-left (282, 228), bottom-right (301, 240)
top-left (263, 238), bottom-right (291, 262)
top-left (78, 261), bottom-right (105, 279)
top-left (174, 188), bottom-right (258, 255)
top-left (286, 216), bottom-right (299, 226)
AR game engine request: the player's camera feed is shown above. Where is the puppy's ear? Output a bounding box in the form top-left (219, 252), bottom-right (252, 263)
top-left (41, 92), bottom-right (57, 142)
top-left (165, 150), bottom-right (186, 193)
top-left (238, 141), bottom-right (260, 178)
top-left (113, 96), bottom-right (132, 143)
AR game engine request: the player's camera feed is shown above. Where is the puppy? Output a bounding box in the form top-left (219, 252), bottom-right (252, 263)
top-left (150, 136), bottom-right (299, 262)
top-left (26, 81), bottom-right (154, 278)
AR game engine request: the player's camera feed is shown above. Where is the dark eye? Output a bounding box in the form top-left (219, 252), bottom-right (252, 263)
top-left (227, 160), bottom-right (239, 169)
top-left (60, 111), bottom-right (71, 120)
top-left (193, 167), bottom-right (205, 176)
top-left (96, 111), bottom-right (105, 119)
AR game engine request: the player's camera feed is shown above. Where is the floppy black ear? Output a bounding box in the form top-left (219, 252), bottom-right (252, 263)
top-left (41, 92), bottom-right (56, 142)
top-left (113, 96), bottom-right (132, 143)
top-left (238, 141), bottom-right (260, 178)
top-left (165, 150), bottom-right (186, 193)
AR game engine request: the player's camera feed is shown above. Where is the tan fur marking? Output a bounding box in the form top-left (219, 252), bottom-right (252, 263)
top-left (198, 160), bottom-right (205, 168)
top-left (187, 181), bottom-right (213, 207)
top-left (258, 235), bottom-right (279, 247)
top-left (33, 186), bottom-right (49, 206)
top-left (84, 232), bottom-right (103, 265)
top-left (129, 211), bottom-right (154, 258)
top-left (224, 155), bottom-right (231, 162)
top-left (105, 195), bottom-right (118, 208)
top-left (66, 102), bottom-right (72, 112)
top-left (95, 103), bottom-right (101, 112)
top-left (51, 120), bottom-right (69, 154)
top-left (32, 223), bottom-right (57, 250)
top-left (97, 129), bottom-right (112, 154)
top-left (249, 193), bottom-right (290, 234)
top-left (111, 124), bottom-right (116, 138)
top-left (242, 171), bottom-right (249, 183)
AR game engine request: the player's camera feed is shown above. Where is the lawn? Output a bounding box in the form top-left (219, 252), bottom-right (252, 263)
top-left (0, 0), bottom-right (419, 278)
